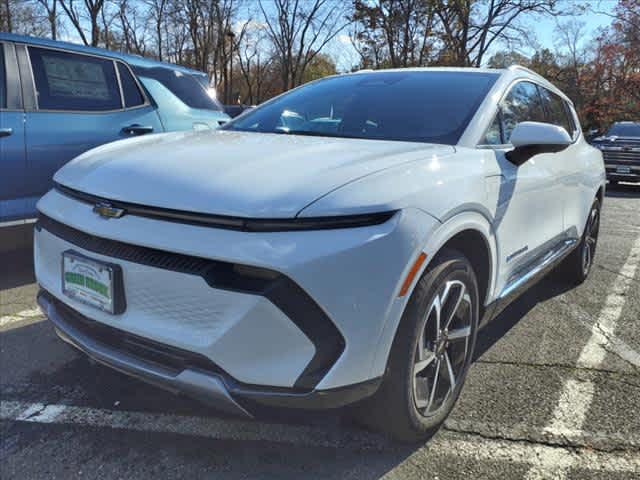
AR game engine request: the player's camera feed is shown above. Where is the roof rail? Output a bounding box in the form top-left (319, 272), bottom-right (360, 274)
top-left (507, 64), bottom-right (540, 77)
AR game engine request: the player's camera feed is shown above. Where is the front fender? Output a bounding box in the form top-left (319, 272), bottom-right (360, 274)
top-left (369, 210), bottom-right (497, 381)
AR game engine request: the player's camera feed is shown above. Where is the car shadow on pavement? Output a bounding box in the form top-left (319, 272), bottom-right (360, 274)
top-left (1, 319), bottom-right (421, 478)
top-left (0, 248), bottom-right (35, 290)
top-left (473, 272), bottom-right (574, 361)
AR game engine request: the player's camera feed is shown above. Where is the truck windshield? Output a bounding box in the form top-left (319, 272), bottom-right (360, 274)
top-left (606, 123), bottom-right (640, 137)
top-left (224, 71), bottom-right (498, 145)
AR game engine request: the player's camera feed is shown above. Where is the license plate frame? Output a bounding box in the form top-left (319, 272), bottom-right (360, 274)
top-left (62, 250), bottom-right (126, 314)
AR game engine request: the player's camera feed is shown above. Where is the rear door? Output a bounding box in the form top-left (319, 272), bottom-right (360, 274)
top-left (0, 42), bottom-right (28, 223)
top-left (19, 45), bottom-right (162, 217)
top-left (482, 81), bottom-right (566, 294)
top-left (538, 87), bottom-right (587, 236)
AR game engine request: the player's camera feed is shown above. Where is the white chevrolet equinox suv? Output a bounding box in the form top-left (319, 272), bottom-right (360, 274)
top-left (35, 66), bottom-right (605, 442)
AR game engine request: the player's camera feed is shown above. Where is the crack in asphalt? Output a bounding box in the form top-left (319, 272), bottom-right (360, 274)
top-left (475, 358), bottom-right (640, 384)
top-left (442, 424), bottom-right (640, 454)
top-left (555, 297), bottom-right (640, 371)
top-left (596, 263), bottom-right (640, 282)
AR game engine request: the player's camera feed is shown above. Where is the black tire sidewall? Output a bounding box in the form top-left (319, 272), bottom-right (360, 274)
top-left (389, 249), bottom-right (480, 437)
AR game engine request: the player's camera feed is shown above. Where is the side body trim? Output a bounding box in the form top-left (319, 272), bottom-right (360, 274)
top-left (499, 238), bottom-right (578, 300)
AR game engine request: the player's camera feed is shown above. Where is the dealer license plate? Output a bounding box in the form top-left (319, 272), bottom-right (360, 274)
top-left (62, 251), bottom-right (116, 314)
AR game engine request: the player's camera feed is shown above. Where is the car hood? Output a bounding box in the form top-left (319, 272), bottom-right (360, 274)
top-left (55, 130), bottom-right (455, 218)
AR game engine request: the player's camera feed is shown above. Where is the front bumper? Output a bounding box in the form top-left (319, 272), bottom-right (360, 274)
top-left (35, 188), bottom-right (438, 393)
top-left (605, 167), bottom-right (640, 182)
top-left (38, 289), bottom-right (381, 412)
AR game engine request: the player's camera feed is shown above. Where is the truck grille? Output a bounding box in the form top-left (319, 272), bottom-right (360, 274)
top-left (601, 139), bottom-right (640, 165)
top-left (602, 149), bottom-right (640, 164)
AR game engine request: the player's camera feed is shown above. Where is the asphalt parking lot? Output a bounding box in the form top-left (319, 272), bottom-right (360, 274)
top-left (1, 184), bottom-right (639, 479)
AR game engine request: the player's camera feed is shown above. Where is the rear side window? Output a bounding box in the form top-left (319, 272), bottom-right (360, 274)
top-left (500, 81), bottom-right (546, 143)
top-left (117, 62), bottom-right (145, 108)
top-left (29, 47), bottom-right (121, 111)
top-left (133, 66), bottom-right (222, 111)
top-left (0, 46), bottom-right (6, 109)
top-left (540, 88), bottom-right (573, 136)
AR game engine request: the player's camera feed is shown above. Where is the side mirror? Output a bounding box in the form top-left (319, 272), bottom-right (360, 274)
top-left (506, 121), bottom-right (572, 166)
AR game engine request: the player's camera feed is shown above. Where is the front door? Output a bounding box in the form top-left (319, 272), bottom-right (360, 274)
top-left (483, 81), bottom-right (566, 295)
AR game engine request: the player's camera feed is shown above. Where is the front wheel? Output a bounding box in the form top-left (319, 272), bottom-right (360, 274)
top-left (352, 249), bottom-right (479, 442)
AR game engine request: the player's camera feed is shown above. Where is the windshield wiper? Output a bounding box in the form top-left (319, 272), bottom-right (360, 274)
top-left (274, 129), bottom-right (366, 140)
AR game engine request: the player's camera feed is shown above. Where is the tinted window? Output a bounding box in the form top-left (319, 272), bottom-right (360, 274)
top-left (540, 88), bottom-right (573, 135)
top-left (0, 46), bottom-right (5, 109)
top-left (484, 113), bottom-right (503, 145)
top-left (607, 123), bottom-right (640, 137)
top-left (117, 62), bottom-right (145, 108)
top-left (225, 72), bottom-right (498, 145)
top-left (501, 81), bottom-right (546, 142)
top-left (29, 47), bottom-right (121, 111)
top-left (134, 66), bottom-right (221, 111)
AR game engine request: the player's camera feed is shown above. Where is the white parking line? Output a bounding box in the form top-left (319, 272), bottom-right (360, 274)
top-left (2, 400), bottom-right (639, 474)
top-left (561, 300), bottom-right (640, 368)
top-left (525, 235), bottom-right (640, 479)
top-left (0, 308), bottom-right (44, 327)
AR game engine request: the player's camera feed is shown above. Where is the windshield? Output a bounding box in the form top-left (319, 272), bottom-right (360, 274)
top-left (224, 71), bottom-right (498, 145)
top-left (133, 66), bottom-right (223, 111)
top-left (606, 123), bottom-right (640, 137)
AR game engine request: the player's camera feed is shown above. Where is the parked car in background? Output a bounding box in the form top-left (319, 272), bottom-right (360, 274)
top-left (0, 33), bottom-right (230, 245)
top-left (590, 121), bottom-right (640, 184)
top-left (35, 66), bottom-right (604, 441)
top-left (224, 104), bottom-right (255, 118)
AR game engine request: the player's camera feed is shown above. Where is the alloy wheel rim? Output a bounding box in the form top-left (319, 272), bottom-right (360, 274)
top-left (582, 206), bottom-right (600, 276)
top-left (412, 279), bottom-right (473, 417)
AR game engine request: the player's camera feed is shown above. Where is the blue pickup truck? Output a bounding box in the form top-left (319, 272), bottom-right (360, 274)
top-left (0, 33), bottom-right (230, 248)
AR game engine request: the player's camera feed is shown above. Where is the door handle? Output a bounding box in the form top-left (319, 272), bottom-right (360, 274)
top-left (0, 128), bottom-right (13, 138)
top-left (122, 124), bottom-right (154, 135)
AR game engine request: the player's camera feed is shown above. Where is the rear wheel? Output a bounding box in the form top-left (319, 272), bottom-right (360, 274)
top-left (559, 199), bottom-right (600, 284)
top-left (353, 249), bottom-right (479, 442)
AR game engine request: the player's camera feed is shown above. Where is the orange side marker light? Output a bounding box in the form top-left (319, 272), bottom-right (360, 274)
top-left (398, 252), bottom-right (427, 297)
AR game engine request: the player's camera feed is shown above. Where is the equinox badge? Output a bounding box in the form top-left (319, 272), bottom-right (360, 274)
top-left (93, 201), bottom-right (125, 219)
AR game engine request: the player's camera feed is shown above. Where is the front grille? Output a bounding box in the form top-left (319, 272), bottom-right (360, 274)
top-left (46, 291), bottom-right (223, 376)
top-left (602, 150), bottom-right (640, 164)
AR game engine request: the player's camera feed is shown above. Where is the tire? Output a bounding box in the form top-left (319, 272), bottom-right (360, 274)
top-left (558, 199), bottom-right (600, 285)
top-left (352, 248), bottom-right (480, 442)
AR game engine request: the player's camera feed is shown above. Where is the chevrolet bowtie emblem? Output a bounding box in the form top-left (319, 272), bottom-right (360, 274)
top-left (93, 201), bottom-right (126, 219)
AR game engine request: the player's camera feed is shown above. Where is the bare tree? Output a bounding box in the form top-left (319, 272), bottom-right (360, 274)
top-left (259, 0), bottom-right (350, 90)
top-left (2, 0), bottom-right (49, 35)
top-left (351, 0), bottom-right (438, 68)
top-left (58, 0), bottom-right (107, 47)
top-left (35, 0), bottom-right (59, 39)
top-left (116, 0), bottom-right (149, 54)
top-left (236, 19), bottom-right (275, 104)
top-left (1, 0), bottom-right (13, 31)
top-left (435, 0), bottom-right (558, 66)
top-left (144, 0), bottom-right (168, 60)
top-left (554, 20), bottom-right (587, 108)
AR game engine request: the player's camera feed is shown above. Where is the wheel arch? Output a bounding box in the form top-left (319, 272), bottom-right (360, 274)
top-left (417, 211), bottom-right (497, 309)
top-left (368, 210), bottom-right (497, 386)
